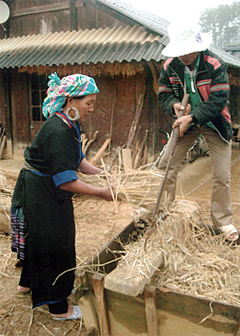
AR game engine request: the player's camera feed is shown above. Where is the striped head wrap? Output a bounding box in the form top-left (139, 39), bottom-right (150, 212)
top-left (42, 72), bottom-right (99, 119)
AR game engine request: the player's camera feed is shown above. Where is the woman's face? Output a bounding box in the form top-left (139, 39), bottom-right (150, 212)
top-left (69, 94), bottom-right (97, 122)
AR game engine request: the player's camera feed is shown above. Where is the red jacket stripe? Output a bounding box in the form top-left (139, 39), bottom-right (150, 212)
top-left (163, 58), bottom-right (173, 71)
top-left (204, 54), bottom-right (221, 70)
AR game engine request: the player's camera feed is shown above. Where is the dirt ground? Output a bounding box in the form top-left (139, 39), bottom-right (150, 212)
top-left (0, 152), bottom-right (139, 336)
top-left (0, 142), bottom-right (240, 336)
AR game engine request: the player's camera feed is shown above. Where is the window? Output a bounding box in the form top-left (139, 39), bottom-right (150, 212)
top-left (30, 74), bottom-right (48, 122)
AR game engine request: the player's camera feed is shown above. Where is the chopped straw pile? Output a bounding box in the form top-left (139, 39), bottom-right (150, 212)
top-left (116, 201), bottom-right (240, 307)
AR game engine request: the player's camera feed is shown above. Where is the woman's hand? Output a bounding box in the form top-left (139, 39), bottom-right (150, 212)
top-left (99, 185), bottom-right (115, 201)
top-left (60, 179), bottom-right (116, 201)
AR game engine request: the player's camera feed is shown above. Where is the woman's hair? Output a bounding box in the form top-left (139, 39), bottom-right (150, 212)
top-left (62, 95), bottom-right (85, 109)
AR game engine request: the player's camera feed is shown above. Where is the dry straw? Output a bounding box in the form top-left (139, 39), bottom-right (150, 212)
top-left (76, 168), bottom-right (163, 211)
top-left (117, 203), bottom-right (240, 307)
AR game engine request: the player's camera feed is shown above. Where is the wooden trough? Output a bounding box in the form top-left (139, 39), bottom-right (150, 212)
top-left (74, 214), bottom-right (240, 336)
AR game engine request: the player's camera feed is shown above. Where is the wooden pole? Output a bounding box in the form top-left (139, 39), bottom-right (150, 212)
top-left (133, 129), bottom-right (148, 169)
top-left (90, 138), bottom-right (110, 166)
top-left (126, 87), bottom-right (146, 148)
top-left (109, 85), bottom-right (117, 153)
top-left (83, 130), bottom-right (98, 154)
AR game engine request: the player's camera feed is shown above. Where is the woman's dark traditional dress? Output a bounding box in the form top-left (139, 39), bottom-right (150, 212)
top-left (11, 113), bottom-right (84, 307)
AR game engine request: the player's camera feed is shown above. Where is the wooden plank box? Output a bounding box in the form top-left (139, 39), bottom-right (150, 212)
top-left (74, 220), bottom-right (240, 336)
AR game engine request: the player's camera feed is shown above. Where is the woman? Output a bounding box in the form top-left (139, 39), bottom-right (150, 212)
top-left (10, 73), bottom-right (114, 320)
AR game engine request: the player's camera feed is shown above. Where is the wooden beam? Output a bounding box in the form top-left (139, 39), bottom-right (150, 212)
top-left (92, 273), bottom-right (111, 336)
top-left (104, 253), bottom-right (163, 297)
top-left (144, 285), bottom-right (159, 336)
top-left (11, 1), bottom-right (83, 17)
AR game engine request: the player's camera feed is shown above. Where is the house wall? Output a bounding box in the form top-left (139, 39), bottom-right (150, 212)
top-left (10, 71), bottom-right (30, 148)
top-left (83, 71), bottom-right (164, 154)
top-left (6, 0), bottom-right (135, 38)
top-left (0, 67), bottom-right (166, 157)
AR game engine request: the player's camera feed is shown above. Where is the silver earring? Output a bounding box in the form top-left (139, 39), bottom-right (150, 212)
top-left (66, 107), bottom-right (80, 121)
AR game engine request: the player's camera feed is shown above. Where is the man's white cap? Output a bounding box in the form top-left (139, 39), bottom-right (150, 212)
top-left (162, 21), bottom-right (212, 57)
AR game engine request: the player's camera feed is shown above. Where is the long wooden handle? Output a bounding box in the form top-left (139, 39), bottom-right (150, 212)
top-left (151, 93), bottom-right (189, 220)
top-left (144, 93), bottom-right (189, 249)
top-left (168, 93), bottom-right (189, 154)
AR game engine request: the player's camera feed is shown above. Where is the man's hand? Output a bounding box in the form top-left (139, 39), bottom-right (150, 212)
top-left (172, 102), bottom-right (192, 137)
top-left (173, 102), bottom-right (191, 117)
top-left (173, 115), bottom-right (193, 137)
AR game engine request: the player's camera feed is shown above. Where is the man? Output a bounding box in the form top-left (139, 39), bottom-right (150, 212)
top-left (158, 21), bottom-right (238, 241)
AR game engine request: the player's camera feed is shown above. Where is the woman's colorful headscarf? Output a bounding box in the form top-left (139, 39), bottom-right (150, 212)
top-left (42, 72), bottom-right (99, 119)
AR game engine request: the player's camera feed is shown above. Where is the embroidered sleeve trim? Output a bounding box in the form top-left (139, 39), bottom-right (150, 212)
top-left (158, 85), bottom-right (173, 93)
top-left (169, 77), bottom-right (181, 84)
top-left (197, 79), bottom-right (212, 86)
top-left (210, 83), bottom-right (230, 92)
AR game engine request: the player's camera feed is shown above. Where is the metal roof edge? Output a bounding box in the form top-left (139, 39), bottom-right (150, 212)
top-left (210, 45), bottom-right (240, 68)
top-left (96, 0), bottom-right (169, 36)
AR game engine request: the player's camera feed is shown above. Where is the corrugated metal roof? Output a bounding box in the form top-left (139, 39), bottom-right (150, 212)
top-left (0, 25), bottom-right (164, 69)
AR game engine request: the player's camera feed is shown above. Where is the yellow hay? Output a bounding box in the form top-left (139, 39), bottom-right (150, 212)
top-left (76, 169), bottom-right (163, 211)
top-left (119, 207), bottom-right (240, 307)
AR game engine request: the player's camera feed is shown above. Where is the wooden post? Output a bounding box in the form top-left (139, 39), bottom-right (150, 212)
top-left (148, 61), bottom-right (159, 96)
top-left (78, 291), bottom-right (99, 332)
top-left (144, 285), bottom-right (159, 336)
top-left (0, 135), bottom-right (6, 160)
top-left (92, 273), bottom-right (111, 336)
